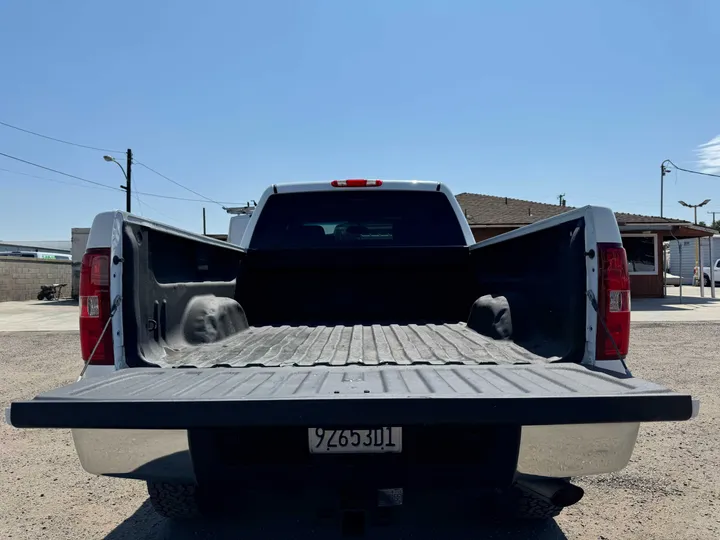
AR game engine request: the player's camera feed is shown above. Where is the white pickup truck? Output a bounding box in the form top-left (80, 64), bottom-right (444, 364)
top-left (695, 259), bottom-right (720, 287)
top-left (8, 180), bottom-right (697, 527)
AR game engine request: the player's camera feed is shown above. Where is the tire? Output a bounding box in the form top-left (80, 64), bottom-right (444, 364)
top-left (705, 275), bottom-right (711, 287)
top-left (500, 485), bottom-right (563, 520)
top-left (37, 292), bottom-right (45, 300)
top-left (147, 482), bottom-right (204, 519)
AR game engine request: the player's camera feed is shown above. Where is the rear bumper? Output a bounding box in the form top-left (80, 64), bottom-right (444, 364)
top-left (60, 399), bottom-right (700, 482)
top-left (70, 422), bottom-right (642, 483)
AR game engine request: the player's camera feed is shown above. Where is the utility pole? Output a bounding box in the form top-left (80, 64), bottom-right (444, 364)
top-left (103, 149), bottom-right (133, 212)
top-left (708, 211), bottom-right (719, 227)
top-left (125, 149), bottom-right (132, 213)
top-left (202, 207), bottom-right (207, 235)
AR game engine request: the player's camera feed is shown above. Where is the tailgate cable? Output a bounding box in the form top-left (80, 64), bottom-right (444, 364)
top-left (79, 295), bottom-right (123, 378)
top-left (586, 290), bottom-right (625, 362)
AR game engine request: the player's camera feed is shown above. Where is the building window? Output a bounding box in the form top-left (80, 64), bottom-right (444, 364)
top-left (622, 234), bottom-right (658, 275)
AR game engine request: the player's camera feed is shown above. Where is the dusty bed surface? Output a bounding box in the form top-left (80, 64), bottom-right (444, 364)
top-left (163, 322), bottom-right (551, 368)
top-left (1, 323), bottom-right (718, 539)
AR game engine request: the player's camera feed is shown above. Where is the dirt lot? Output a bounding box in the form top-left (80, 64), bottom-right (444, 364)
top-left (1, 324), bottom-right (718, 539)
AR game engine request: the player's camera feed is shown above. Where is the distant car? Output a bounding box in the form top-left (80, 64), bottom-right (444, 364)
top-left (664, 273), bottom-right (687, 286)
top-left (0, 250), bottom-right (70, 260)
top-left (694, 260), bottom-right (720, 287)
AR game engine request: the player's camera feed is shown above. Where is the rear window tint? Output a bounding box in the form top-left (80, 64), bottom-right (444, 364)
top-left (249, 191), bottom-right (466, 249)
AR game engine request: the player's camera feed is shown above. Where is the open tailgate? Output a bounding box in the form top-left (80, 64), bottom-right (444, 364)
top-left (8, 364), bottom-right (694, 429)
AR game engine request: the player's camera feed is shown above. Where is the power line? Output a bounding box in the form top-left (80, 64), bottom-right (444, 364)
top-left (0, 119), bottom-right (230, 207)
top-left (133, 196), bottom-right (184, 226)
top-left (0, 151), bottom-right (121, 190)
top-left (2, 164), bottom-right (184, 227)
top-left (665, 160), bottom-right (720, 180)
top-left (134, 161), bottom-right (226, 208)
top-left (134, 191), bottom-right (243, 204)
top-left (0, 151), bottom-right (246, 205)
top-left (133, 174), bottom-right (145, 216)
top-left (0, 120), bottom-right (125, 154)
top-left (132, 166), bottom-right (184, 225)
top-left (0, 167), bottom-right (119, 192)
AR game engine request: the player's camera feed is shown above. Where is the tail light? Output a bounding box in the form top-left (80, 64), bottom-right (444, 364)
top-left (79, 248), bottom-right (114, 365)
top-left (331, 179), bottom-right (383, 187)
top-left (595, 243), bottom-right (631, 360)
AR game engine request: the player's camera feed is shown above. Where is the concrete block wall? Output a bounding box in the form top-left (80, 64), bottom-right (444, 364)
top-left (0, 258), bottom-right (72, 302)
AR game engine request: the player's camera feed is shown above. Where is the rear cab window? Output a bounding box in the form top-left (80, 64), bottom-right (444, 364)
top-left (249, 191), bottom-right (466, 249)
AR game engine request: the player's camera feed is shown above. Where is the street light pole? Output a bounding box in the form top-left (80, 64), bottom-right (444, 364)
top-left (660, 160), bottom-right (672, 218)
top-left (103, 149), bottom-right (132, 213)
top-left (679, 199), bottom-right (711, 297)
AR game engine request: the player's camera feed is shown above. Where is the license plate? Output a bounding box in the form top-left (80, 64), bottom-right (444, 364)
top-left (308, 427), bottom-right (402, 454)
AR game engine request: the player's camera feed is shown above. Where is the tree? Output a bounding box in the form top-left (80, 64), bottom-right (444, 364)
top-left (698, 220), bottom-right (720, 232)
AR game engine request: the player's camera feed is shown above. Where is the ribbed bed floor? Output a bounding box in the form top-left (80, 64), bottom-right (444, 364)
top-left (161, 323), bottom-right (555, 368)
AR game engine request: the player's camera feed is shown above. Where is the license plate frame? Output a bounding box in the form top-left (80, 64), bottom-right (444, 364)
top-left (308, 427), bottom-right (402, 454)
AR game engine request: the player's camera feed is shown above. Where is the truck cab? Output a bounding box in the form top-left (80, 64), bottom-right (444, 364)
top-left (696, 258), bottom-right (720, 287)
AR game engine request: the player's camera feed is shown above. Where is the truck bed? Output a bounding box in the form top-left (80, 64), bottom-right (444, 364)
top-left (161, 323), bottom-right (554, 369)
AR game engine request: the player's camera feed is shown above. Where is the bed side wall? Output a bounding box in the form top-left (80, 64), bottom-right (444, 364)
top-left (468, 218), bottom-right (587, 362)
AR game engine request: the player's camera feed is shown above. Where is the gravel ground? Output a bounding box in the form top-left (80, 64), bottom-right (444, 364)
top-left (557, 322), bottom-right (720, 539)
top-left (0, 324), bottom-right (718, 539)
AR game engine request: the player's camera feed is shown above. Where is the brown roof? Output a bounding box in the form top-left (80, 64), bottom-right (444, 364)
top-left (613, 212), bottom-right (687, 225)
top-left (455, 193), bottom-right (689, 227)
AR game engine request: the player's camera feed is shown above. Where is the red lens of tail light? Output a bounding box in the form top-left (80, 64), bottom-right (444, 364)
top-left (595, 243), bottom-right (630, 360)
top-left (79, 248), bottom-right (114, 365)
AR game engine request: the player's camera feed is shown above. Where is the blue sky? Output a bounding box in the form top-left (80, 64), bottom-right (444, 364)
top-left (2, 0), bottom-right (720, 240)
